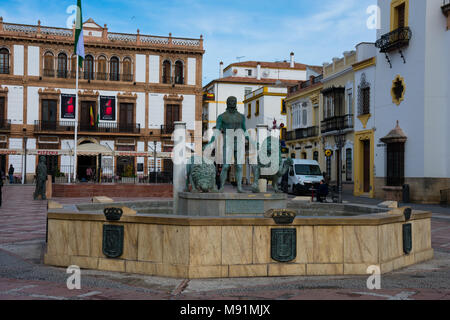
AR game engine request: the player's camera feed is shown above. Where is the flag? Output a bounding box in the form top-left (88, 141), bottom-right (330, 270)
top-left (90, 106), bottom-right (94, 126)
top-left (74, 0), bottom-right (85, 68)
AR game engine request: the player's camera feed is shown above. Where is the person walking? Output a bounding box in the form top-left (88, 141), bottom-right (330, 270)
top-left (8, 164), bottom-right (14, 184)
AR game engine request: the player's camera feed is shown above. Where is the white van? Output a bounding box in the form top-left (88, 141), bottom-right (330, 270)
top-left (280, 159), bottom-right (324, 195)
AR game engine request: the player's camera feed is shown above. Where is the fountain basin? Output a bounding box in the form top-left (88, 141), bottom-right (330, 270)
top-left (44, 204), bottom-right (433, 279)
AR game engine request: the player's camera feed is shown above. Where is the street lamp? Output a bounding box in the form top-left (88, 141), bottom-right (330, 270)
top-left (334, 130), bottom-right (345, 203)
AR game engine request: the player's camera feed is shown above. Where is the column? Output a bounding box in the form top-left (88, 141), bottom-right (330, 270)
top-left (172, 121), bottom-right (186, 214)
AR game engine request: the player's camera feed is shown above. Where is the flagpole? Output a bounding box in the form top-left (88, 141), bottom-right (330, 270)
top-left (73, 55), bottom-right (79, 183)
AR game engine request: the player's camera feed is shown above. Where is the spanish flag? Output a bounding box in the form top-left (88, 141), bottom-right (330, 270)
top-left (90, 106), bottom-right (94, 126)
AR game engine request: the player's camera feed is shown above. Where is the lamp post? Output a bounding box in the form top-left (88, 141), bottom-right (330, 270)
top-left (334, 130), bottom-right (345, 203)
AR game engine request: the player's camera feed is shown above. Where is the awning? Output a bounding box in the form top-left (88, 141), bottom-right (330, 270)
top-left (77, 142), bottom-right (113, 156)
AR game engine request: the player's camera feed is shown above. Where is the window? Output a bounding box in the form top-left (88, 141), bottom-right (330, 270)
top-left (41, 99), bottom-right (57, 130)
top-left (281, 99), bottom-right (287, 115)
top-left (162, 60), bottom-right (171, 84)
top-left (174, 61), bottom-right (184, 84)
top-left (347, 89), bottom-right (353, 115)
top-left (255, 100), bottom-right (260, 116)
top-left (247, 103), bottom-right (251, 119)
top-left (302, 109), bottom-right (307, 126)
top-left (391, 0), bottom-right (409, 31)
top-left (386, 142), bottom-right (405, 186)
top-left (110, 57), bottom-right (120, 81)
top-left (245, 87), bottom-right (252, 96)
top-left (123, 58), bottom-right (132, 82)
top-left (84, 55), bottom-right (94, 80)
top-left (246, 69), bottom-right (252, 76)
top-left (346, 148), bottom-right (352, 181)
top-left (358, 74), bottom-right (371, 116)
top-left (294, 164), bottom-right (322, 176)
top-left (313, 151), bottom-right (319, 162)
top-left (0, 48), bottom-right (10, 74)
top-left (57, 53), bottom-right (67, 78)
top-left (0, 97), bottom-right (5, 122)
top-left (97, 56), bottom-right (107, 80)
top-left (44, 52), bottom-right (54, 77)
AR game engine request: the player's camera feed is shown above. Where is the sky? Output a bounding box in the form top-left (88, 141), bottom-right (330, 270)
top-left (0, 0), bottom-right (377, 84)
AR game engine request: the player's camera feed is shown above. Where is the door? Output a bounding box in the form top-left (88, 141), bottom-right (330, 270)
top-left (119, 103), bottom-right (134, 132)
top-left (165, 104), bottom-right (180, 133)
top-left (45, 155), bottom-right (58, 181)
top-left (41, 100), bottom-right (57, 130)
top-left (80, 101), bottom-right (96, 131)
top-left (363, 140), bottom-right (371, 193)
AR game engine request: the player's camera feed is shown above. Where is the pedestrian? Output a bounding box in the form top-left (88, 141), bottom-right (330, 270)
top-left (8, 164), bottom-right (14, 184)
top-left (317, 180), bottom-right (329, 203)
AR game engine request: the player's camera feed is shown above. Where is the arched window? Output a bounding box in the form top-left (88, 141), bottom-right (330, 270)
top-left (110, 57), bottom-right (120, 81)
top-left (162, 60), bottom-right (171, 84)
top-left (123, 57), bottom-right (132, 82)
top-left (0, 48), bottom-right (10, 74)
top-left (174, 60), bottom-right (183, 84)
top-left (84, 55), bottom-right (94, 80)
top-left (57, 53), bottom-right (68, 78)
top-left (44, 52), bottom-right (54, 77)
top-left (97, 56), bottom-right (107, 80)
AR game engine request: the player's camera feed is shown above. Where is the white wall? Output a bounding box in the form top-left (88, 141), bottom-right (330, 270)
top-left (135, 54), bottom-right (146, 83)
top-left (187, 57), bottom-right (196, 85)
top-left (26, 138), bottom-right (36, 174)
top-left (149, 55), bottom-right (160, 83)
top-left (136, 92), bottom-right (146, 128)
top-left (7, 86), bottom-right (23, 124)
top-left (27, 46), bottom-right (40, 77)
top-left (148, 93), bottom-right (164, 128)
top-left (183, 94), bottom-right (196, 130)
top-left (13, 45), bottom-right (24, 76)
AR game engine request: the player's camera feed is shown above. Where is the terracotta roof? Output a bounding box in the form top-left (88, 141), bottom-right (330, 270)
top-left (380, 121), bottom-right (407, 143)
top-left (224, 61), bottom-right (311, 71)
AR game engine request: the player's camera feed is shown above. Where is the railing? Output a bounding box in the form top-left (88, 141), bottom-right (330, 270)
top-left (160, 125), bottom-right (175, 135)
top-left (321, 115), bottom-right (353, 133)
top-left (286, 126), bottom-right (319, 141)
top-left (0, 119), bottom-right (11, 131)
top-left (34, 120), bottom-right (141, 134)
top-left (0, 67), bottom-right (10, 75)
top-left (41, 70), bottom-right (135, 82)
top-left (1, 22), bottom-right (202, 49)
top-left (43, 69), bottom-right (55, 77)
top-left (375, 27), bottom-right (412, 53)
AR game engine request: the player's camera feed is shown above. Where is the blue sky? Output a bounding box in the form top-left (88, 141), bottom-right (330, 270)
top-left (0, 0), bottom-right (377, 84)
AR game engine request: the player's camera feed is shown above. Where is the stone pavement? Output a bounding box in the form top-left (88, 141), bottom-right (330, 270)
top-left (0, 185), bottom-right (449, 301)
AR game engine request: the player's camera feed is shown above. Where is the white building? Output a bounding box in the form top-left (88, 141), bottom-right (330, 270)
top-left (372, 0), bottom-right (450, 203)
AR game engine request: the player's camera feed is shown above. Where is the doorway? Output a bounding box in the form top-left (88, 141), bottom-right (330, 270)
top-left (78, 156), bottom-right (96, 182)
top-left (41, 100), bottom-right (57, 130)
top-left (363, 140), bottom-right (371, 193)
top-left (117, 156), bottom-right (135, 178)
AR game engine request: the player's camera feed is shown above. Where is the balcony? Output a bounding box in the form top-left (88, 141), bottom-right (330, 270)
top-left (34, 120), bottom-right (140, 134)
top-left (375, 27), bottom-right (412, 53)
top-left (0, 119), bottom-right (11, 132)
top-left (0, 67), bottom-right (10, 75)
top-left (321, 115), bottom-right (354, 134)
top-left (286, 126), bottom-right (319, 141)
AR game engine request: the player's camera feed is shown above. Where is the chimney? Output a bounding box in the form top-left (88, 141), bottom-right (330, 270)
top-left (257, 62), bottom-right (261, 80)
top-left (219, 61), bottom-right (224, 78)
top-left (290, 52), bottom-right (295, 68)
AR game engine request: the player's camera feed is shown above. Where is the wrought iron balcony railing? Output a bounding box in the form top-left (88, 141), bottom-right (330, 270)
top-left (286, 126), bottom-right (319, 141)
top-left (34, 120), bottom-right (140, 134)
top-left (321, 114), bottom-right (354, 134)
top-left (375, 27), bottom-right (412, 53)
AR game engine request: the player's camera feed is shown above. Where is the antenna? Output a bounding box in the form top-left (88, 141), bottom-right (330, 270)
top-left (236, 56), bottom-right (245, 62)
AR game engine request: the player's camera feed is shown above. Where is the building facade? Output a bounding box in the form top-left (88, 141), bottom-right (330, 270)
top-left (372, 0), bottom-right (450, 203)
top-left (321, 51), bottom-right (356, 187)
top-left (285, 74), bottom-right (323, 167)
top-left (0, 18), bottom-right (204, 182)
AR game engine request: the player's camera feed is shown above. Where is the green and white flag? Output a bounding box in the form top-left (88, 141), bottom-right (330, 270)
top-left (74, 0), bottom-right (85, 68)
